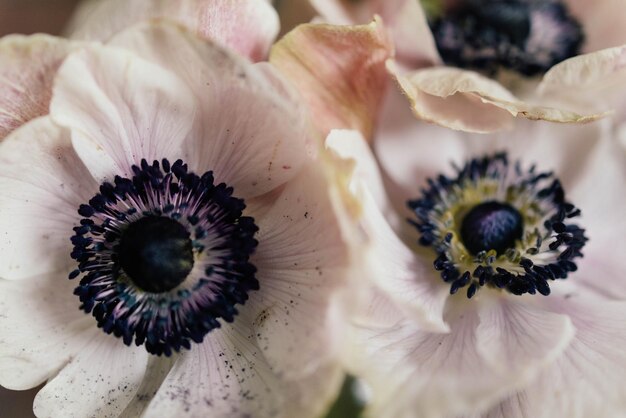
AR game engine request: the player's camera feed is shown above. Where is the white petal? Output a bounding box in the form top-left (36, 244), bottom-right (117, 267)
top-left (50, 44), bottom-right (197, 182)
top-left (0, 35), bottom-right (78, 140)
top-left (67, 0), bottom-right (279, 61)
top-left (118, 356), bottom-right (176, 418)
top-left (391, 64), bottom-right (604, 133)
top-left (143, 321), bottom-right (282, 418)
top-left (564, 0), bottom-right (626, 53)
top-left (33, 333), bottom-right (149, 418)
top-left (109, 22), bottom-right (308, 199)
top-left (247, 163), bottom-right (348, 379)
top-left (0, 117), bottom-right (97, 280)
top-left (0, 272), bottom-right (92, 390)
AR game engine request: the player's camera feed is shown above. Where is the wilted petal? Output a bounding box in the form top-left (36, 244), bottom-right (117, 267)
top-left (392, 64), bottom-right (604, 133)
top-left (270, 18), bottom-right (392, 140)
top-left (67, 0), bottom-right (279, 61)
top-left (0, 35), bottom-right (78, 140)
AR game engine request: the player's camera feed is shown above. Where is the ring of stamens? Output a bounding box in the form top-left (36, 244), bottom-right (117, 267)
top-left (69, 159), bottom-right (259, 356)
top-left (408, 153), bottom-right (587, 298)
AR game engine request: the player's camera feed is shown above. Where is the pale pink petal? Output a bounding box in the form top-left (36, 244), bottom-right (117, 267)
top-left (33, 333), bottom-right (149, 418)
top-left (67, 0), bottom-right (279, 61)
top-left (50, 44), bottom-right (197, 182)
top-left (537, 45), bottom-right (626, 116)
top-left (0, 117), bottom-right (97, 280)
top-left (478, 295), bottom-right (626, 418)
top-left (246, 162), bottom-right (348, 379)
top-left (270, 17), bottom-right (392, 140)
top-left (564, 0), bottom-right (626, 53)
top-left (109, 22), bottom-right (308, 199)
top-left (0, 272), bottom-right (93, 390)
top-left (392, 64), bottom-right (604, 133)
top-left (0, 34), bottom-right (78, 140)
top-left (350, 301), bottom-right (533, 418)
top-left (310, 0), bottom-right (440, 67)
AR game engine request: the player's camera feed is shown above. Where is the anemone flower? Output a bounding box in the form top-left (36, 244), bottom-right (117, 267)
top-left (325, 96), bottom-right (626, 417)
top-left (308, 0), bottom-right (626, 132)
top-left (0, 21), bottom-right (358, 418)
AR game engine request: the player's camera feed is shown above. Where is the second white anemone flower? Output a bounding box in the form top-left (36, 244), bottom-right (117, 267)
top-left (327, 107), bottom-right (626, 417)
top-left (0, 22), bottom-right (351, 418)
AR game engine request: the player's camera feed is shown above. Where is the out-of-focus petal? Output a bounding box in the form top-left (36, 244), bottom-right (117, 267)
top-left (270, 17), bottom-right (392, 140)
top-left (0, 35), bottom-right (78, 140)
top-left (50, 44), bottom-right (196, 182)
top-left (66, 0), bottom-right (279, 61)
top-left (392, 64), bottom-right (604, 133)
top-left (564, 0), bottom-right (626, 53)
top-left (0, 117), bottom-right (97, 280)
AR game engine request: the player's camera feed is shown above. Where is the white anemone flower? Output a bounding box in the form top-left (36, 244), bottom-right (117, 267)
top-left (0, 21), bottom-right (353, 418)
top-left (307, 0), bottom-right (626, 132)
top-left (326, 90), bottom-right (626, 417)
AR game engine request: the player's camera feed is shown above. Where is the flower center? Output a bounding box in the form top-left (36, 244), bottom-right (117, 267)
top-left (428, 0), bottom-right (584, 76)
top-left (70, 159), bottom-right (259, 356)
top-left (118, 216), bottom-right (194, 293)
top-left (460, 201), bottom-right (524, 255)
top-left (408, 153), bottom-right (587, 298)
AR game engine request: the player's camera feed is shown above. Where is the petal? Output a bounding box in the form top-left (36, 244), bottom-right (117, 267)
top-left (142, 321), bottom-right (282, 418)
top-left (246, 162), bottom-right (348, 379)
top-left (270, 17), bottom-right (392, 140)
top-left (33, 333), bottom-right (149, 418)
top-left (0, 34), bottom-right (77, 140)
top-left (391, 64), bottom-right (604, 133)
top-left (309, 0), bottom-right (440, 67)
top-left (67, 0), bottom-right (279, 61)
top-left (109, 22), bottom-right (308, 199)
top-left (350, 301), bottom-right (533, 418)
top-left (0, 272), bottom-right (93, 390)
top-left (50, 44), bottom-right (197, 182)
top-left (479, 295), bottom-right (626, 418)
top-left (537, 45), bottom-right (626, 116)
top-left (0, 117), bottom-right (97, 280)
top-left (475, 296), bottom-right (574, 383)
top-left (118, 356), bottom-right (176, 418)
top-left (564, 0), bottom-right (626, 53)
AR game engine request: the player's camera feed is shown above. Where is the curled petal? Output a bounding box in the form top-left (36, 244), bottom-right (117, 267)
top-left (391, 64), bottom-right (605, 133)
top-left (270, 17), bottom-right (393, 140)
top-left (67, 0), bottom-right (279, 61)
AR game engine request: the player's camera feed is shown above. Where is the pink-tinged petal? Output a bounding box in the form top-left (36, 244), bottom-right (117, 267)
top-left (391, 64), bottom-right (605, 133)
top-left (109, 22), bottom-right (308, 199)
top-left (478, 295), bottom-right (626, 418)
top-left (537, 45), bottom-right (626, 116)
top-left (247, 162), bottom-right (348, 379)
top-left (0, 272), bottom-right (93, 390)
top-left (349, 301), bottom-right (534, 418)
top-left (564, 0), bottom-right (626, 53)
top-left (33, 333), bottom-right (149, 418)
top-left (0, 34), bottom-right (78, 140)
top-left (50, 44), bottom-right (197, 182)
top-left (270, 17), bottom-right (393, 140)
top-left (475, 296), bottom-right (574, 383)
top-left (67, 0), bottom-right (279, 61)
top-left (0, 117), bottom-right (97, 280)
top-left (310, 0), bottom-right (440, 67)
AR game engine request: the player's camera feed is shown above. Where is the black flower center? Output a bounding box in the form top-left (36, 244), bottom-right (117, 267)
top-left (118, 216), bottom-right (194, 293)
top-left (460, 201), bottom-right (524, 255)
top-left (70, 158), bottom-right (259, 356)
top-left (428, 0), bottom-right (584, 76)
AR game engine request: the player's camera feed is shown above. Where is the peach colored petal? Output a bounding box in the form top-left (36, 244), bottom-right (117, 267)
top-left (0, 35), bottom-right (78, 140)
top-left (391, 63), bottom-right (605, 133)
top-left (270, 17), bottom-right (393, 140)
top-left (67, 0), bottom-right (278, 61)
top-left (564, 0), bottom-right (626, 53)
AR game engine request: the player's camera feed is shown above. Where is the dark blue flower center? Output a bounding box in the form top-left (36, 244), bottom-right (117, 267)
top-left (118, 216), bottom-right (194, 293)
top-left (429, 0), bottom-right (584, 76)
top-left (460, 201), bottom-right (524, 255)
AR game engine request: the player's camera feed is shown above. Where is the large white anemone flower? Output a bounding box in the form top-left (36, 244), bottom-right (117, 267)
top-left (307, 0), bottom-right (626, 132)
top-left (326, 97), bottom-right (626, 417)
top-left (0, 22), bottom-right (352, 418)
